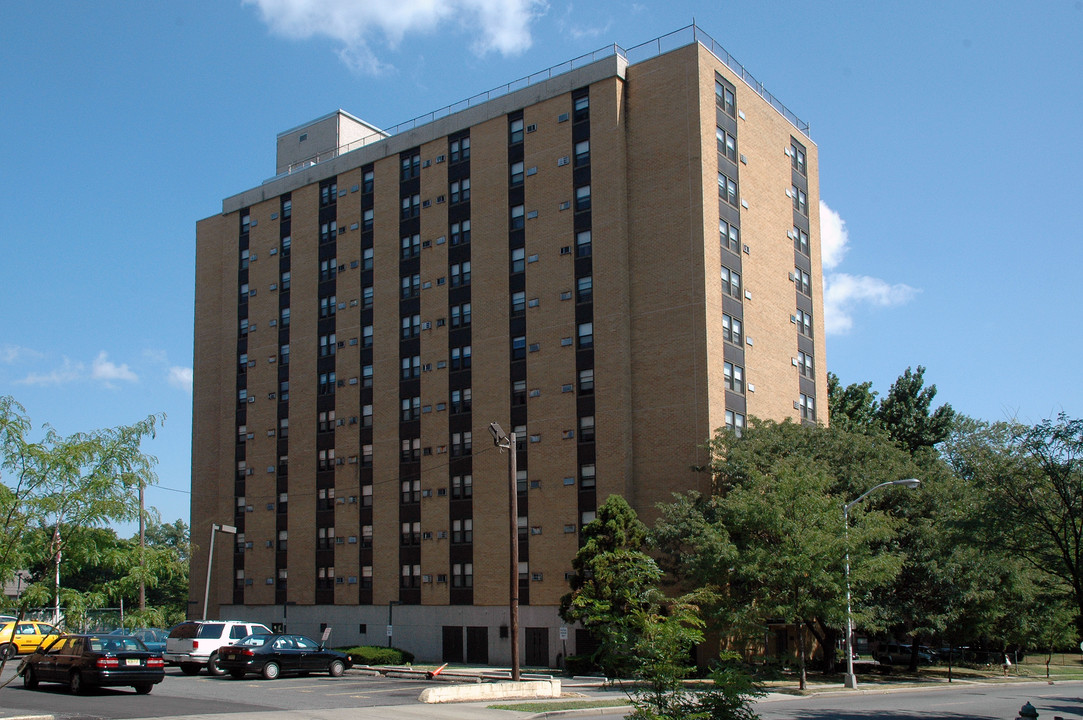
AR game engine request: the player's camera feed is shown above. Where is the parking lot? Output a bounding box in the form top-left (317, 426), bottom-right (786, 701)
top-left (0, 662), bottom-right (442, 720)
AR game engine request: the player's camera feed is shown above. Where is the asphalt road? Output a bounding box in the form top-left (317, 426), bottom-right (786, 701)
top-left (753, 681), bottom-right (1083, 719)
top-left (0, 663), bottom-right (435, 719)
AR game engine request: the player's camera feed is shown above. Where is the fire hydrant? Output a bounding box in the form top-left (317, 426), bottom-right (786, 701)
top-left (1016, 701), bottom-right (1038, 719)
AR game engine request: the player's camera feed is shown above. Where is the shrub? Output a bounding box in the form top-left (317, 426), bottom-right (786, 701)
top-left (340, 645), bottom-right (414, 665)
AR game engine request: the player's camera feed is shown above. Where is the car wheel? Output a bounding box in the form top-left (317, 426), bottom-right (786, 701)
top-left (134, 683), bottom-right (153, 695)
top-left (69, 671), bottom-right (84, 694)
top-left (229, 669), bottom-right (246, 680)
top-left (22, 665), bottom-right (38, 689)
top-left (207, 652), bottom-right (226, 676)
top-left (180, 663), bottom-right (201, 676)
top-left (261, 661), bottom-right (280, 680)
top-left (0, 643), bottom-right (16, 661)
top-left (328, 659), bottom-right (345, 677)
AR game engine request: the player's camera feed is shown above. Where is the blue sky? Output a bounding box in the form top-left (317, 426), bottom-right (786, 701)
top-left (2, 1), bottom-right (1081, 531)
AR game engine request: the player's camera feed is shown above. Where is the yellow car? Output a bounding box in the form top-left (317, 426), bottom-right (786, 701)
top-left (0, 621), bottom-right (62, 660)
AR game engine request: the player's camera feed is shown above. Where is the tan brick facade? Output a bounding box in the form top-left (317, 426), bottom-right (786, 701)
top-left (192, 36), bottom-right (822, 665)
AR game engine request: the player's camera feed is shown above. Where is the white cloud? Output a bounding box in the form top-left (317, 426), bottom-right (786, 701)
top-left (819, 200), bottom-right (918, 336)
top-left (818, 200), bottom-right (849, 271)
top-left (16, 351), bottom-right (138, 388)
top-left (91, 351), bottom-right (138, 385)
top-left (244, 0), bottom-right (546, 74)
top-left (824, 274), bottom-right (918, 335)
top-left (0, 345), bottom-right (44, 364)
top-left (168, 366), bottom-right (193, 394)
top-left (18, 358), bottom-right (86, 387)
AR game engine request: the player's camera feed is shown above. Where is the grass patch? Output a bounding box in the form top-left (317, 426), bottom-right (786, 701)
top-left (488, 699), bottom-right (631, 713)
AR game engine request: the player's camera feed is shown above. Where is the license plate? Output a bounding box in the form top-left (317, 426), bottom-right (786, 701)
top-left (126, 659), bottom-right (141, 666)
top-left (226, 654), bottom-right (236, 661)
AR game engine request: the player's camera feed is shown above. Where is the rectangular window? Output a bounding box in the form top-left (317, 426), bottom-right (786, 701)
top-left (800, 393), bottom-right (816, 421)
top-left (721, 266), bottom-right (741, 298)
top-left (452, 474), bottom-right (473, 499)
top-left (451, 219), bottom-right (471, 245)
top-left (450, 177), bottom-right (470, 204)
top-left (795, 309), bottom-right (813, 338)
top-left (715, 80), bottom-right (736, 118)
top-left (792, 227), bottom-right (810, 258)
top-left (318, 372), bottom-right (336, 395)
top-left (720, 220), bottom-right (740, 253)
top-left (574, 140), bottom-right (590, 167)
top-left (401, 314), bottom-right (420, 339)
top-left (716, 127), bottom-right (737, 162)
top-left (281, 198), bottom-right (292, 219)
top-left (451, 431), bottom-right (472, 458)
top-left (401, 152), bottom-right (420, 181)
top-left (724, 361), bottom-right (745, 393)
top-left (319, 333), bottom-right (336, 357)
top-left (511, 291), bottom-right (526, 316)
top-left (450, 387), bottom-right (472, 414)
top-left (576, 275), bottom-right (593, 303)
top-left (723, 313), bottom-right (742, 345)
top-left (725, 410), bottom-right (746, 436)
top-left (319, 295), bottom-right (336, 318)
top-left (798, 351), bottom-right (814, 379)
top-left (576, 230), bottom-right (592, 257)
top-left (511, 336), bottom-right (526, 361)
top-left (510, 247), bottom-right (525, 273)
top-left (573, 95), bottom-right (589, 122)
top-left (795, 267), bottom-right (811, 296)
top-left (509, 118), bottom-right (524, 145)
top-left (510, 161), bottom-right (524, 186)
top-left (719, 172), bottom-right (738, 206)
top-left (450, 136), bottom-right (470, 162)
top-left (362, 170), bottom-right (374, 194)
top-left (579, 368), bottom-right (594, 393)
top-left (401, 234), bottom-right (420, 259)
top-left (450, 345), bottom-right (472, 371)
top-left (452, 562), bottom-right (473, 588)
top-left (577, 322), bottom-right (593, 349)
top-left (320, 258), bottom-right (337, 282)
top-left (791, 141), bottom-right (807, 175)
top-left (792, 185), bottom-right (808, 215)
top-left (451, 261), bottom-right (471, 287)
top-left (579, 415), bottom-right (595, 441)
top-left (580, 463), bottom-right (596, 488)
top-left (451, 302), bottom-right (471, 328)
top-left (575, 185), bottom-right (591, 211)
top-left (401, 273), bottom-right (420, 299)
top-left (510, 205), bottom-right (525, 230)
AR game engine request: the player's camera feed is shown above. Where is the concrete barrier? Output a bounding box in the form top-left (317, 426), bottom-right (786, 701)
top-left (418, 679), bottom-right (561, 704)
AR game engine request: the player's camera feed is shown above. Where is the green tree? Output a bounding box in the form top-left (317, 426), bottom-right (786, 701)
top-left (877, 366), bottom-right (955, 454)
top-left (0, 396), bottom-right (162, 620)
top-left (945, 414), bottom-right (1083, 640)
top-left (656, 419), bottom-right (917, 679)
top-left (826, 372), bottom-right (881, 436)
top-left (560, 495), bottom-right (661, 677)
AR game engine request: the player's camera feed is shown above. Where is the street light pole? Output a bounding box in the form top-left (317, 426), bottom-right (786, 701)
top-left (489, 422), bottom-right (520, 682)
top-left (202, 523), bottom-right (237, 622)
top-left (843, 478), bottom-right (920, 689)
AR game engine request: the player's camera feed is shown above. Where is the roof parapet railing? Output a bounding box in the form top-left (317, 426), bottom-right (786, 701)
top-left (265, 24), bottom-right (808, 183)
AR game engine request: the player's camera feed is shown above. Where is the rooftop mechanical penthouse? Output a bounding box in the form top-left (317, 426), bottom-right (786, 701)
top-left (192, 25), bottom-right (825, 666)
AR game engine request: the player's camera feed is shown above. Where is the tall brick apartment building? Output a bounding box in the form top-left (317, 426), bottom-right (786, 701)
top-left (191, 26), bottom-right (825, 666)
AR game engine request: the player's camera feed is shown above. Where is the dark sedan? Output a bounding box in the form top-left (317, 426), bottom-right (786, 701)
top-left (217, 633), bottom-right (353, 680)
top-left (19, 634), bottom-right (165, 694)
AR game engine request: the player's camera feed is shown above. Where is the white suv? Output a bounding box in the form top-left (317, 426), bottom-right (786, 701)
top-left (165, 621), bottom-right (271, 675)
